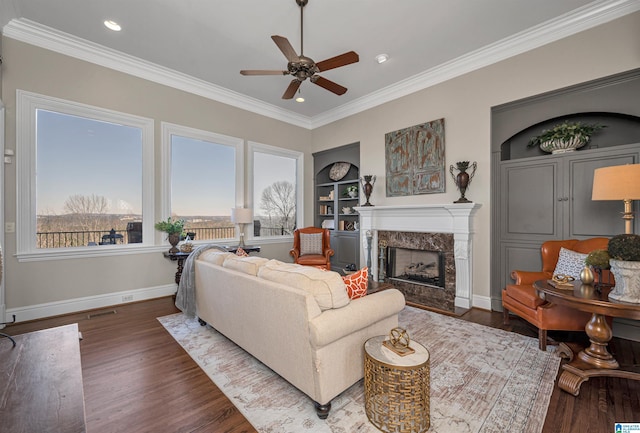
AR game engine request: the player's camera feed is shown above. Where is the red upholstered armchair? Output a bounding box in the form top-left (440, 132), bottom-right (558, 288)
top-left (502, 238), bottom-right (613, 351)
top-left (290, 227), bottom-right (334, 270)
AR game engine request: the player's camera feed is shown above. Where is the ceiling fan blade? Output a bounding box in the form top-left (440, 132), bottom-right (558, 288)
top-left (311, 75), bottom-right (348, 95)
top-left (271, 35), bottom-right (299, 63)
top-left (240, 70), bottom-right (288, 76)
top-left (282, 79), bottom-right (302, 99)
top-left (315, 51), bottom-right (359, 72)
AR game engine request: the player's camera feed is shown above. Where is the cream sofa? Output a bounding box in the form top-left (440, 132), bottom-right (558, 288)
top-left (193, 250), bottom-right (406, 418)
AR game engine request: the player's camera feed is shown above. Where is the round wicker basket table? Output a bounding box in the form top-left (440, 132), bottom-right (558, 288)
top-left (364, 335), bottom-right (430, 433)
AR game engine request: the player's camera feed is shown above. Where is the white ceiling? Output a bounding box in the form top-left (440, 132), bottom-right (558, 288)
top-left (2, 0), bottom-right (638, 128)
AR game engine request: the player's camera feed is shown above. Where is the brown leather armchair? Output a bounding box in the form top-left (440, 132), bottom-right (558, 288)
top-left (290, 227), bottom-right (335, 270)
top-left (502, 238), bottom-right (612, 351)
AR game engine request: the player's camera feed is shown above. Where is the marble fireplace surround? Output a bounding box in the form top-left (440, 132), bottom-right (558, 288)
top-left (356, 203), bottom-right (481, 309)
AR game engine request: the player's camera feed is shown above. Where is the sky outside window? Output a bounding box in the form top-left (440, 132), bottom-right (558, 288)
top-left (36, 109), bottom-right (142, 216)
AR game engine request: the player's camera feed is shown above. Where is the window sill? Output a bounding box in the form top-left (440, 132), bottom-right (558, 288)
top-left (16, 244), bottom-right (168, 262)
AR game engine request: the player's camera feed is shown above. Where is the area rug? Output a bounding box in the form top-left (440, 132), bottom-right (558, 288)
top-left (158, 306), bottom-right (560, 433)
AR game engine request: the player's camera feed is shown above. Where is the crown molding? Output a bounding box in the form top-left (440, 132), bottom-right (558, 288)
top-left (2, 18), bottom-right (314, 129)
top-left (310, 0), bottom-right (640, 128)
top-left (3, 0), bottom-right (638, 130)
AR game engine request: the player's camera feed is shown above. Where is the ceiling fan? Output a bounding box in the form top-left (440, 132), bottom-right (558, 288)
top-left (240, 0), bottom-right (359, 100)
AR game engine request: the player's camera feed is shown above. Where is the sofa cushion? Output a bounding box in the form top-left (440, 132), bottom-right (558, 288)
top-left (197, 249), bottom-right (235, 265)
top-left (299, 233), bottom-right (323, 255)
top-left (343, 267), bottom-right (368, 299)
top-left (258, 260), bottom-right (349, 310)
top-left (553, 247), bottom-right (587, 279)
top-left (223, 255), bottom-right (269, 276)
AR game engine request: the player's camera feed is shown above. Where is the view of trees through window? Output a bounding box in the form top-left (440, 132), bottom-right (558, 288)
top-left (36, 109), bottom-right (143, 248)
top-left (253, 149), bottom-right (298, 237)
top-left (32, 105), bottom-right (300, 250)
top-left (169, 133), bottom-right (237, 241)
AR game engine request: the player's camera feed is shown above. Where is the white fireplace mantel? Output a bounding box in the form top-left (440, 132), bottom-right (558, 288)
top-left (355, 203), bottom-right (481, 309)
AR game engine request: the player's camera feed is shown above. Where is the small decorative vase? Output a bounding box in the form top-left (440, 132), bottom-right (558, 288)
top-left (580, 266), bottom-right (594, 284)
top-left (449, 161), bottom-right (477, 203)
top-left (168, 233), bottom-right (180, 253)
top-left (348, 190), bottom-right (358, 198)
top-left (360, 175), bottom-right (376, 207)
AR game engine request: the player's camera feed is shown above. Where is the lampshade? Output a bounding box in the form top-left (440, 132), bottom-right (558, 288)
top-left (592, 164), bottom-right (640, 201)
top-left (230, 208), bottom-right (253, 224)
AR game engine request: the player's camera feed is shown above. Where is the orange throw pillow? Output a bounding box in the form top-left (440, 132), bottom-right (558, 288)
top-left (235, 247), bottom-right (249, 257)
top-left (343, 267), bottom-right (368, 299)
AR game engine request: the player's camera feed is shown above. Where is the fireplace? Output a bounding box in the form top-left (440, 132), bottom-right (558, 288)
top-left (356, 203), bottom-right (481, 310)
top-left (387, 247), bottom-right (445, 289)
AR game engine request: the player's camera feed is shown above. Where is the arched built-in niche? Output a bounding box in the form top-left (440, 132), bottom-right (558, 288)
top-left (501, 112), bottom-right (640, 161)
top-left (490, 69), bottom-right (640, 317)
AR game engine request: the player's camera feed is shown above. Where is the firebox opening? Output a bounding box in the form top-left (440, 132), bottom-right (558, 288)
top-left (386, 247), bottom-right (445, 289)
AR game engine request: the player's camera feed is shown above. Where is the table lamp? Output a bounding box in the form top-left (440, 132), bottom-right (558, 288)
top-left (231, 207), bottom-right (253, 247)
top-left (592, 163), bottom-right (640, 234)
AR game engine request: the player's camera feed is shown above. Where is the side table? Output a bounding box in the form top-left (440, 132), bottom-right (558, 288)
top-left (364, 335), bottom-right (430, 433)
top-left (163, 250), bottom-right (192, 284)
top-left (223, 245), bottom-right (261, 254)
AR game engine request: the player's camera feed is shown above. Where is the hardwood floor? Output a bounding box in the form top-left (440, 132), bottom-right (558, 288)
top-left (3, 297), bottom-right (639, 432)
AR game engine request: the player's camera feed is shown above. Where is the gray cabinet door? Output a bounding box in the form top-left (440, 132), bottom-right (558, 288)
top-left (496, 143), bottom-right (640, 293)
top-left (500, 158), bottom-right (560, 242)
top-left (330, 232), bottom-right (359, 270)
top-left (566, 150), bottom-right (637, 237)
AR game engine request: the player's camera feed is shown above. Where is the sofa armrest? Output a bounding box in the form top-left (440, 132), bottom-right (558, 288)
top-left (309, 288), bottom-right (405, 348)
top-left (511, 270), bottom-right (551, 285)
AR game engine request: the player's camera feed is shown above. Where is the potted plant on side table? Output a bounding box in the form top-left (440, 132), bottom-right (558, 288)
top-left (607, 233), bottom-right (640, 303)
top-left (155, 217), bottom-right (185, 253)
top-left (528, 121), bottom-right (605, 154)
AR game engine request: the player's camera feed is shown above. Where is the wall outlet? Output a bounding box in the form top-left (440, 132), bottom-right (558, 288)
top-left (121, 295), bottom-right (134, 303)
top-left (5, 222), bottom-right (15, 233)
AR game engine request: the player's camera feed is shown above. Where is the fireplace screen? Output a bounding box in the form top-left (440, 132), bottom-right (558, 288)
top-left (386, 247), bottom-right (445, 289)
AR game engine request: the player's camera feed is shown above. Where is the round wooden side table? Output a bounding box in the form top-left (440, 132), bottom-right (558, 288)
top-left (364, 335), bottom-right (430, 433)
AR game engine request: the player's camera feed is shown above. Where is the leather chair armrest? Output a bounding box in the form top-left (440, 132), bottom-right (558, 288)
top-left (510, 270), bottom-right (551, 285)
top-left (324, 248), bottom-right (335, 259)
top-left (289, 249), bottom-right (300, 260)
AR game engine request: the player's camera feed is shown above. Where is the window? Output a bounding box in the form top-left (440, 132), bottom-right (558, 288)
top-left (249, 141), bottom-right (303, 240)
top-left (16, 91), bottom-right (154, 259)
top-left (161, 123), bottom-right (243, 242)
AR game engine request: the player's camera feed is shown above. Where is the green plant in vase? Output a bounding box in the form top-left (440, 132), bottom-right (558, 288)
top-left (527, 121), bottom-right (605, 154)
top-left (585, 249), bottom-right (611, 287)
top-left (606, 234), bottom-right (640, 303)
top-left (345, 185), bottom-right (358, 198)
top-left (155, 217), bottom-right (185, 253)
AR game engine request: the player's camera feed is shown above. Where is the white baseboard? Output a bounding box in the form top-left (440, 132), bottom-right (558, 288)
top-left (5, 284), bottom-right (177, 323)
top-left (613, 318), bottom-right (640, 342)
top-left (472, 294), bottom-right (492, 311)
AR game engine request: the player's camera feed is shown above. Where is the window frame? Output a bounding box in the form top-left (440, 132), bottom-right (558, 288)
top-left (160, 122), bottom-right (244, 246)
top-left (248, 141), bottom-right (303, 244)
top-left (16, 90), bottom-right (155, 261)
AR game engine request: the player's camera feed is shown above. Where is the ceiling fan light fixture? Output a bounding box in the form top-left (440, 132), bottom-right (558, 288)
top-left (295, 96), bottom-right (305, 103)
top-left (104, 20), bottom-right (121, 31)
top-left (375, 54), bottom-right (389, 64)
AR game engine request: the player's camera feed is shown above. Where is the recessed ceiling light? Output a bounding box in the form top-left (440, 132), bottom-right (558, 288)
top-left (375, 54), bottom-right (389, 64)
top-left (295, 96), bottom-right (305, 103)
top-left (104, 20), bottom-right (121, 32)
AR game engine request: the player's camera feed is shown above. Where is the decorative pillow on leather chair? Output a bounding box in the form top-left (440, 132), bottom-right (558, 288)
top-left (342, 267), bottom-right (368, 299)
top-left (299, 233), bottom-right (323, 255)
top-left (553, 247), bottom-right (588, 279)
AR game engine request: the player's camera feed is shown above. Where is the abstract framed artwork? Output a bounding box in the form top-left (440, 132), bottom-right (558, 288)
top-left (385, 118), bottom-right (445, 197)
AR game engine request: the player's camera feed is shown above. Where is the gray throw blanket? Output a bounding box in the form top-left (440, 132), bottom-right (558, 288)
top-left (175, 244), bottom-right (227, 318)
